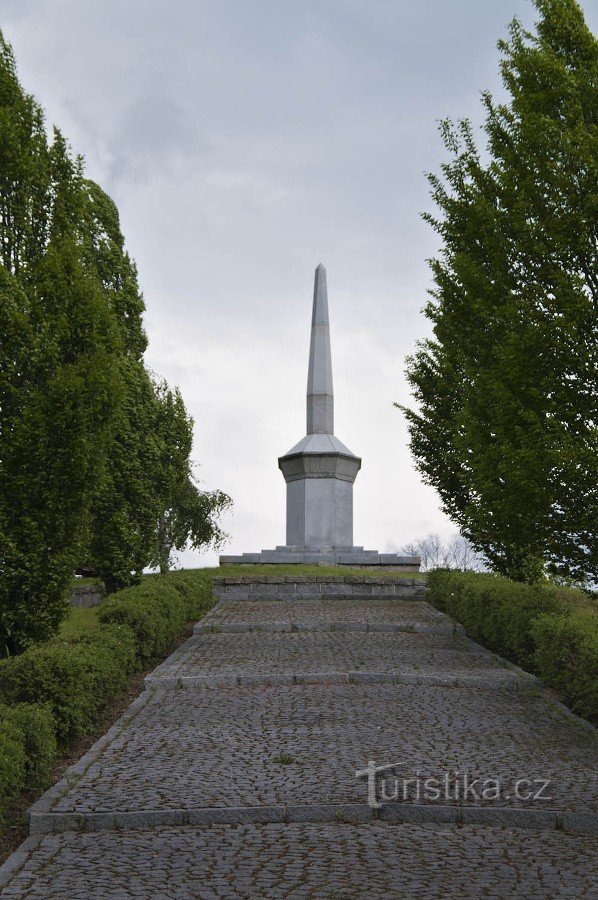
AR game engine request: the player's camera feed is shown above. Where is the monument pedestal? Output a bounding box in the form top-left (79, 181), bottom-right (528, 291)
top-left (219, 547), bottom-right (420, 569)
top-left (220, 264), bottom-right (420, 573)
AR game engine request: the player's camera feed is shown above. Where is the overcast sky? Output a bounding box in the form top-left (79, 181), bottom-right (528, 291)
top-left (4, 1), bottom-right (595, 566)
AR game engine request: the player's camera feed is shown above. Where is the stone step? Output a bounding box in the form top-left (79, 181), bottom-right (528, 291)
top-left (5, 823), bottom-right (596, 898)
top-left (146, 630), bottom-right (530, 688)
top-left (194, 598), bottom-right (461, 635)
top-left (145, 670), bottom-right (533, 689)
top-left (27, 682), bottom-right (597, 836)
top-left (195, 620), bottom-right (462, 634)
top-left (212, 578), bottom-right (427, 601)
top-left (27, 799), bottom-right (591, 835)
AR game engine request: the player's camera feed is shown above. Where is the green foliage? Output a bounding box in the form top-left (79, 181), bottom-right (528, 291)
top-left (80, 180), bottom-right (147, 359)
top-left (159, 569), bottom-right (218, 620)
top-left (0, 31), bottom-right (229, 644)
top-left (0, 570), bottom-right (218, 829)
top-left (428, 570), bottom-right (560, 665)
top-left (0, 36), bottom-right (122, 652)
top-left (89, 372), bottom-right (231, 590)
top-left (1, 702), bottom-right (57, 787)
top-left (531, 610), bottom-right (598, 720)
top-left (0, 715), bottom-right (26, 823)
top-left (0, 625), bottom-right (137, 743)
top-left (156, 478), bottom-right (232, 575)
top-left (0, 702), bottom-right (56, 822)
top-left (97, 581), bottom-right (187, 663)
top-left (427, 569), bottom-right (598, 722)
top-left (87, 362), bottom-right (164, 593)
top-left (400, 0), bottom-right (598, 584)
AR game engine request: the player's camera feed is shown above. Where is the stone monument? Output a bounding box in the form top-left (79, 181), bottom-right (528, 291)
top-left (220, 265), bottom-right (419, 569)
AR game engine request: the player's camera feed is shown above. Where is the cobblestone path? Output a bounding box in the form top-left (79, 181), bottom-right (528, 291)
top-left (1, 592), bottom-right (596, 898)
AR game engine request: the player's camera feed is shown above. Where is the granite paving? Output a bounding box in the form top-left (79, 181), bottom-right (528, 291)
top-left (1, 586), bottom-right (596, 898)
top-left (3, 823), bottom-right (597, 899)
top-left (147, 630), bottom-right (523, 685)
top-left (40, 681), bottom-right (597, 817)
top-left (196, 598), bottom-right (457, 632)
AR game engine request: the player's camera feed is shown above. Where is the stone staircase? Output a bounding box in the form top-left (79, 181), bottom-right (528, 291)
top-left (1, 577), bottom-right (596, 898)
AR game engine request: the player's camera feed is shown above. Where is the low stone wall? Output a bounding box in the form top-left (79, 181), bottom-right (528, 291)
top-left (70, 582), bottom-right (105, 608)
top-left (212, 576), bottom-right (427, 601)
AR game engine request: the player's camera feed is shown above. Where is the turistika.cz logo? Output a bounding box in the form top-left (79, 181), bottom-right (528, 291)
top-left (355, 760), bottom-right (552, 809)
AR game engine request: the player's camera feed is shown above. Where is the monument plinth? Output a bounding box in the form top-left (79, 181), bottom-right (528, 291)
top-left (220, 265), bottom-right (420, 569)
top-left (278, 264), bottom-right (361, 549)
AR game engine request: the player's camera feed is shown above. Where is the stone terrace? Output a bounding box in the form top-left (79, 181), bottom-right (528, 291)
top-left (1, 578), bottom-right (596, 898)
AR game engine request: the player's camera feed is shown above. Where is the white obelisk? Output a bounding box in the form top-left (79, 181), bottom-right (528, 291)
top-left (278, 264), bottom-right (361, 548)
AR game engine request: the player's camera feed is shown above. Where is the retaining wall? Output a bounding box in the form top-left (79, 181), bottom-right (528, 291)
top-left (212, 576), bottom-right (427, 601)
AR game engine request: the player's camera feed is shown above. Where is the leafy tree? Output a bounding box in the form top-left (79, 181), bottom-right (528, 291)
top-left (78, 181), bottom-right (231, 588)
top-left (399, 0), bottom-right (597, 583)
top-left (80, 180), bottom-right (147, 360)
top-left (88, 374), bottom-right (231, 589)
top-left (152, 380), bottom-right (231, 573)
top-left (0, 69), bottom-right (121, 651)
top-left (0, 33), bottom-right (49, 278)
top-left (85, 361), bottom-right (160, 593)
top-left (0, 30), bottom-right (231, 641)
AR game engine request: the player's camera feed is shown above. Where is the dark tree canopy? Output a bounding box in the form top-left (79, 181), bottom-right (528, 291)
top-left (0, 32), bottom-right (231, 650)
top-left (399, 0), bottom-right (597, 584)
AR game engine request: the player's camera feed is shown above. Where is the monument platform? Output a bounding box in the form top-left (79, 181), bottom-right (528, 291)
top-left (221, 265), bottom-right (420, 573)
top-left (219, 547), bottom-right (420, 569)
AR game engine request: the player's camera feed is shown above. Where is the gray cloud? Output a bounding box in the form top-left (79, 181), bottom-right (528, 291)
top-left (3, 0), bottom-right (594, 565)
top-left (107, 94), bottom-right (211, 183)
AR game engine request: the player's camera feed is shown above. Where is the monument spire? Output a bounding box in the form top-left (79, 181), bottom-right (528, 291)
top-left (220, 262), bottom-right (420, 570)
top-left (306, 264), bottom-right (334, 435)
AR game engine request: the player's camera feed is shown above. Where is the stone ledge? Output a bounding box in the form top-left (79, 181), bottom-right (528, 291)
top-left (70, 581), bottom-right (105, 608)
top-left (194, 621), bottom-right (464, 636)
top-left (211, 579), bottom-right (428, 603)
top-left (219, 549), bottom-right (420, 569)
top-left (144, 669), bottom-right (537, 691)
top-left (214, 576), bottom-right (423, 585)
top-left (27, 801), bottom-right (594, 836)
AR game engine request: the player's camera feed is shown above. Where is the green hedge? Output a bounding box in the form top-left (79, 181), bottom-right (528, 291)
top-left (0, 570), bottom-right (217, 755)
top-left (531, 610), bottom-right (598, 722)
top-left (427, 570), bottom-right (597, 722)
top-left (0, 702), bottom-right (56, 823)
top-left (0, 625), bottom-right (137, 744)
top-left (162, 570), bottom-right (214, 620)
top-left (97, 582), bottom-right (186, 664)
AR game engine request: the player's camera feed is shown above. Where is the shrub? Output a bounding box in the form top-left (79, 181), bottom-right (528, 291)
top-left (531, 611), bottom-right (598, 722)
top-left (98, 581), bottom-right (186, 663)
top-left (427, 570), bottom-right (597, 723)
top-left (0, 570), bottom-right (217, 833)
top-left (427, 570), bottom-right (560, 666)
top-left (162, 570), bottom-right (215, 620)
top-left (0, 624), bottom-right (137, 744)
top-left (0, 713), bottom-right (26, 822)
top-left (0, 702), bottom-right (56, 822)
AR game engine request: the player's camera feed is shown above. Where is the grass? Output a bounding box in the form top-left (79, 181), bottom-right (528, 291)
top-left (272, 753), bottom-right (296, 765)
top-left (554, 585), bottom-right (597, 617)
top-left (58, 606), bottom-right (100, 637)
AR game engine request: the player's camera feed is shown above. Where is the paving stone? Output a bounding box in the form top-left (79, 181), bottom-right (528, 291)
top-left (37, 681), bottom-right (596, 820)
top-left (195, 598), bottom-right (456, 634)
top-left (2, 824), bottom-right (596, 898)
top-left (2, 578), bottom-right (596, 897)
top-left (148, 629), bottom-right (520, 683)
